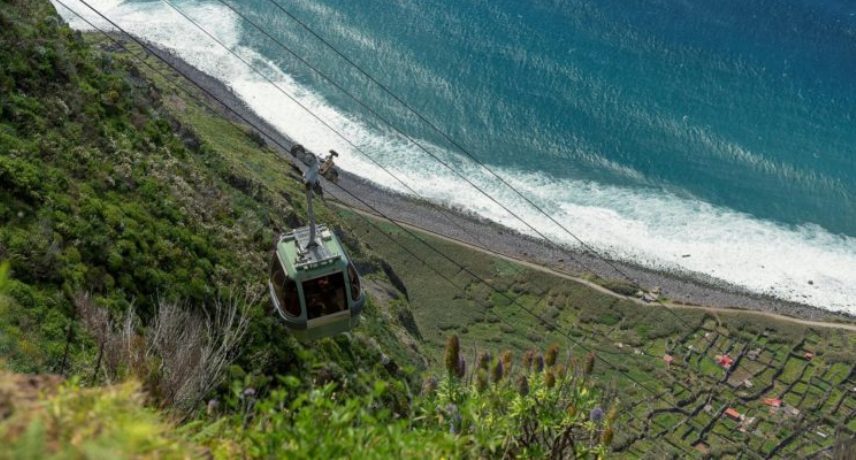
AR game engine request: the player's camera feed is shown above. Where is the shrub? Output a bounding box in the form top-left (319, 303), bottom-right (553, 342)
top-left (0, 379), bottom-right (200, 458)
top-left (74, 289), bottom-right (255, 413)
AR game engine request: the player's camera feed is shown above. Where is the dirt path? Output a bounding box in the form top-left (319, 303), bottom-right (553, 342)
top-left (336, 203), bottom-right (856, 333)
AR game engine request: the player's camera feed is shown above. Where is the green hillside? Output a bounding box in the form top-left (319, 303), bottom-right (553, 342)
top-left (0, 1), bottom-right (610, 458)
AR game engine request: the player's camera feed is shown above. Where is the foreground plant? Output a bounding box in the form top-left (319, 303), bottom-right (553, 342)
top-left (0, 378), bottom-right (199, 459)
top-left (183, 336), bottom-right (611, 459)
top-left (74, 289), bottom-right (255, 414)
top-left (420, 336), bottom-right (613, 458)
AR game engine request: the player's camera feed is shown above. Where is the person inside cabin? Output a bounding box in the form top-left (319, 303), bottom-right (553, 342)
top-left (305, 274), bottom-right (348, 319)
top-left (330, 281), bottom-right (346, 313)
top-left (306, 277), bottom-right (328, 319)
top-left (320, 275), bottom-right (346, 315)
top-left (318, 277), bottom-right (333, 316)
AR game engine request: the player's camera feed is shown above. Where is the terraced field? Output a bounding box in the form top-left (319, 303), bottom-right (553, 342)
top-left (339, 209), bottom-right (856, 458)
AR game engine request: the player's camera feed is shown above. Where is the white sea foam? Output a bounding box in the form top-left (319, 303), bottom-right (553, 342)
top-left (52, 0), bottom-right (856, 313)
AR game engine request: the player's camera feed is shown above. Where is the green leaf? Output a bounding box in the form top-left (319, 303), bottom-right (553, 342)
top-left (0, 261), bottom-right (9, 293)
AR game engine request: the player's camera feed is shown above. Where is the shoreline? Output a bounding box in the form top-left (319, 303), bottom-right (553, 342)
top-left (131, 37), bottom-right (855, 327)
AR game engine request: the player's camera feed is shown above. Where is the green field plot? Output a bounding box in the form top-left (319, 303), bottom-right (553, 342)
top-left (643, 337), bottom-right (670, 357)
top-left (791, 381), bottom-right (809, 396)
top-left (743, 357), bottom-right (770, 376)
top-left (801, 363), bottom-right (818, 382)
top-left (780, 357), bottom-right (807, 384)
top-left (782, 391), bottom-right (802, 407)
top-left (652, 412), bottom-right (682, 432)
top-left (693, 411), bottom-right (714, 429)
top-left (825, 362), bottom-right (852, 384)
top-left (672, 385), bottom-right (691, 401)
top-left (676, 423), bottom-right (697, 440)
top-left (820, 388), bottom-right (844, 413)
top-left (810, 377), bottom-right (831, 393)
top-left (766, 345), bottom-right (791, 366)
top-left (751, 367), bottom-right (778, 389)
top-left (760, 438), bottom-right (780, 456)
top-left (839, 395), bottom-right (856, 416)
top-left (712, 418), bottom-right (738, 436)
top-left (802, 385), bottom-right (827, 409)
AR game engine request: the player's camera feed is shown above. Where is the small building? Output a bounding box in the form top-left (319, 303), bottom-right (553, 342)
top-left (747, 348), bottom-right (761, 360)
top-left (663, 354), bottom-right (674, 366)
top-left (803, 351), bottom-right (814, 360)
top-left (763, 398), bottom-right (782, 408)
top-left (724, 407), bottom-right (741, 421)
top-left (716, 354), bottom-right (734, 369)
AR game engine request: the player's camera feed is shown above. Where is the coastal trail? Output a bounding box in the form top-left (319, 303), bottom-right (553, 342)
top-left (334, 203), bottom-right (856, 333)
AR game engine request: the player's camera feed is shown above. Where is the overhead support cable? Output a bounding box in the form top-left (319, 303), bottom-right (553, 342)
top-left (241, 0), bottom-right (712, 335)
top-left (62, 0), bottom-right (689, 417)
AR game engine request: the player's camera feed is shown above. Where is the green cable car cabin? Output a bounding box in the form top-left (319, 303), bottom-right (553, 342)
top-left (269, 149), bottom-right (364, 340)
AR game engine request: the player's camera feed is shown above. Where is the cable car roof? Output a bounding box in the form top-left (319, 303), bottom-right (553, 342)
top-left (275, 224), bottom-right (346, 279)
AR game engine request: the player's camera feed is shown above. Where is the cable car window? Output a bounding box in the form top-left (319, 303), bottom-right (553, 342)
top-left (303, 272), bottom-right (347, 320)
top-left (347, 263), bottom-right (361, 300)
top-left (270, 255), bottom-right (300, 317)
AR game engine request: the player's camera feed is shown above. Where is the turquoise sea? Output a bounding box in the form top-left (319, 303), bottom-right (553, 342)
top-left (56, 0), bottom-right (856, 312)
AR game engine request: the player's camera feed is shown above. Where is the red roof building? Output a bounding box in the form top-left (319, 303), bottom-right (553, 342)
top-left (724, 408), bottom-right (741, 420)
top-left (763, 398), bottom-right (782, 408)
top-left (663, 354), bottom-right (674, 365)
top-left (804, 352), bottom-right (814, 360)
top-left (716, 355), bottom-right (734, 369)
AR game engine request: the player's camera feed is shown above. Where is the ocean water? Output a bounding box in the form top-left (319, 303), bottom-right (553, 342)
top-left (53, 0), bottom-right (856, 313)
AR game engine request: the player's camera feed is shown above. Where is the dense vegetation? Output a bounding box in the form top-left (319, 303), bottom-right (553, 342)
top-left (1, 0), bottom-right (274, 373)
top-left (0, 0), bottom-right (397, 387)
top-left (0, 1), bottom-right (611, 457)
top-left (0, 0), bottom-right (410, 424)
top-left (0, 335), bottom-right (609, 458)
